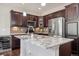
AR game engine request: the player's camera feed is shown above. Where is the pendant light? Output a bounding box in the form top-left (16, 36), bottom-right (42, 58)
top-left (23, 11), bottom-right (27, 16)
top-left (41, 3), bottom-right (46, 6)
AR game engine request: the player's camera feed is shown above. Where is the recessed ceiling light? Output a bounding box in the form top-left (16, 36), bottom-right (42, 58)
top-left (22, 3), bottom-right (25, 5)
top-left (38, 8), bottom-right (41, 10)
top-left (41, 3), bottom-right (46, 6)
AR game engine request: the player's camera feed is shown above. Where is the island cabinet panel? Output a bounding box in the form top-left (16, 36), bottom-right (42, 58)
top-left (65, 3), bottom-right (79, 21)
top-left (12, 35), bottom-right (20, 50)
top-left (59, 42), bottom-right (71, 56)
top-left (10, 10), bottom-right (23, 26)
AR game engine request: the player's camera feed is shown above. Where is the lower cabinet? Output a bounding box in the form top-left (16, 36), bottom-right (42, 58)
top-left (71, 38), bottom-right (79, 55)
top-left (59, 42), bottom-right (71, 56)
top-left (12, 35), bottom-right (20, 50)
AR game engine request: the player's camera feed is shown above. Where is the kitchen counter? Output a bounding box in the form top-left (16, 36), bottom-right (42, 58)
top-left (15, 34), bottom-right (74, 48)
top-left (15, 34), bottom-right (74, 56)
top-left (11, 33), bottom-right (27, 35)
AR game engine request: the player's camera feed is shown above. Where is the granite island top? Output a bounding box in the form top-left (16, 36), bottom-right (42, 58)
top-left (15, 34), bottom-right (74, 48)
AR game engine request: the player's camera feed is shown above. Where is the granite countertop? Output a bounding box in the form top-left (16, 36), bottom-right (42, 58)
top-left (15, 34), bottom-right (74, 48)
top-left (10, 33), bottom-right (27, 35)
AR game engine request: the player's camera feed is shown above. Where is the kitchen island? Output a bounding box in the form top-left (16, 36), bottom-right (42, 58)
top-left (15, 34), bottom-right (74, 56)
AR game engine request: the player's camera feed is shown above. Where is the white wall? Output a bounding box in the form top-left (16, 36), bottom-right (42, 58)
top-left (0, 5), bottom-right (23, 36)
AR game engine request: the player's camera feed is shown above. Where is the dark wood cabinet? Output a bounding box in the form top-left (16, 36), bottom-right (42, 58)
top-left (65, 3), bottom-right (79, 21)
top-left (43, 16), bottom-right (49, 27)
top-left (10, 10), bottom-right (39, 27)
top-left (71, 38), bottom-right (79, 55)
top-left (10, 10), bottom-right (23, 26)
top-left (43, 10), bottom-right (65, 27)
top-left (12, 35), bottom-right (20, 50)
top-left (59, 42), bottom-right (72, 56)
top-left (33, 16), bottom-right (39, 27)
top-left (65, 4), bottom-right (79, 56)
top-left (22, 16), bottom-right (28, 27)
top-left (22, 14), bottom-right (39, 27)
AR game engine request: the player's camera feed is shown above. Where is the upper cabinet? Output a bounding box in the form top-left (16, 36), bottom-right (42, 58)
top-left (25, 14), bottom-right (39, 27)
top-left (10, 10), bottom-right (23, 27)
top-left (10, 10), bottom-right (39, 27)
top-left (43, 15), bottom-right (49, 27)
top-left (43, 10), bottom-right (65, 27)
top-left (33, 16), bottom-right (39, 27)
top-left (65, 3), bottom-right (79, 21)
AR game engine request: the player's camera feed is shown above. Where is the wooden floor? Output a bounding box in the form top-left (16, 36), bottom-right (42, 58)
top-left (0, 49), bottom-right (20, 56)
top-left (0, 49), bottom-right (77, 56)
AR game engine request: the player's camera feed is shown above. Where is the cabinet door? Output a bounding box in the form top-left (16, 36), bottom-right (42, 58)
top-left (71, 38), bottom-right (79, 55)
top-left (12, 35), bottom-right (20, 50)
top-left (43, 16), bottom-right (49, 27)
top-left (34, 16), bottom-right (39, 27)
top-left (11, 10), bottom-right (23, 26)
top-left (22, 16), bottom-right (27, 27)
top-left (59, 42), bottom-right (71, 56)
top-left (65, 4), bottom-right (78, 20)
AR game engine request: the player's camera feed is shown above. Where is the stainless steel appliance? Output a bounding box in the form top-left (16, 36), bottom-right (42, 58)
top-left (27, 21), bottom-right (36, 27)
top-left (48, 17), bottom-right (65, 37)
top-left (0, 36), bottom-right (11, 53)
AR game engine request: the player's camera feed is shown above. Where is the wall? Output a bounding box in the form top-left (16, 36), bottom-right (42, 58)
top-left (0, 5), bottom-right (23, 36)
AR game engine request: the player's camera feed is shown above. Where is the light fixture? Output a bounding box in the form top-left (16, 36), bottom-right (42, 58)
top-left (23, 11), bottom-right (27, 16)
top-left (22, 3), bottom-right (25, 5)
top-left (22, 3), bottom-right (27, 16)
top-left (41, 3), bottom-right (46, 6)
top-left (38, 8), bottom-right (41, 10)
top-left (12, 26), bottom-right (19, 31)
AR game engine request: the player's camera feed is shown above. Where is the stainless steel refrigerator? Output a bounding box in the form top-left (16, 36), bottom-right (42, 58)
top-left (48, 17), bottom-right (65, 37)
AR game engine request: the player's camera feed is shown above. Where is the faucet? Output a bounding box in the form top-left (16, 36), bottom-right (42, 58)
top-left (27, 26), bottom-right (30, 34)
top-left (27, 26), bottom-right (34, 34)
top-left (27, 26), bottom-right (34, 40)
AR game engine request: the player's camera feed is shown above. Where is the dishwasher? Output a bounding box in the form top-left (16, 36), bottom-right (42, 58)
top-left (0, 36), bottom-right (11, 53)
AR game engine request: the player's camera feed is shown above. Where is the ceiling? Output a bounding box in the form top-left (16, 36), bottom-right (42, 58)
top-left (0, 3), bottom-right (71, 16)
